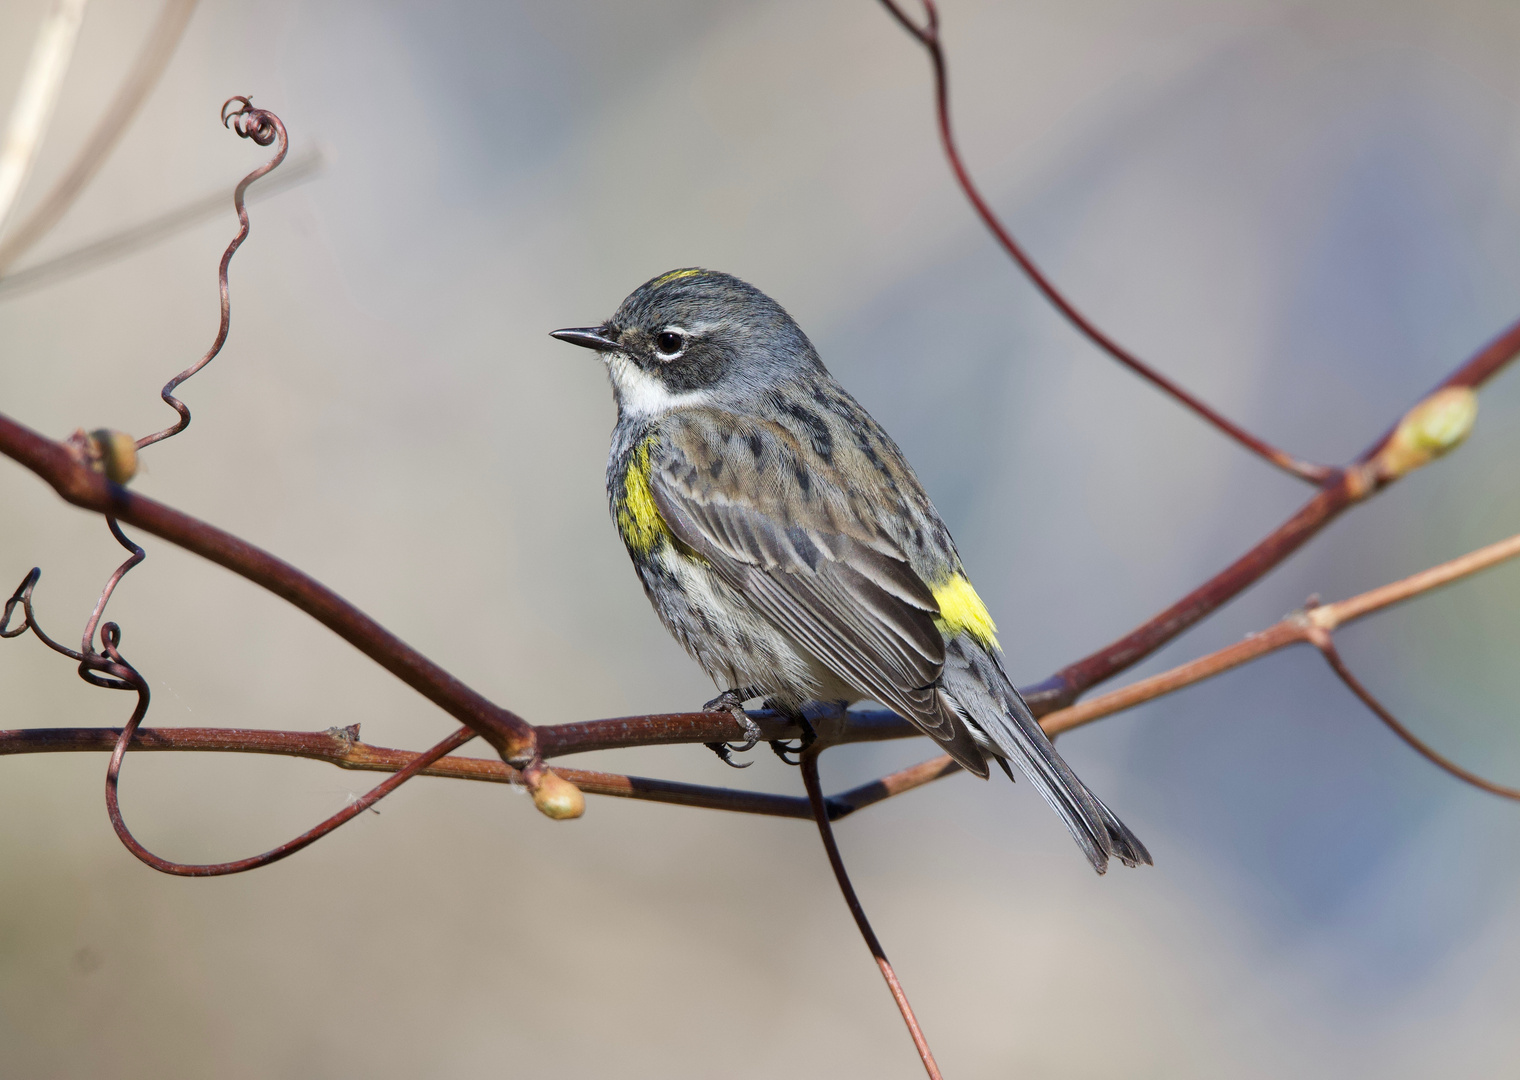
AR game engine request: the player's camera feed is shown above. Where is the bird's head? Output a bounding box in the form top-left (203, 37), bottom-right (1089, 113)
top-left (551, 268), bottom-right (822, 418)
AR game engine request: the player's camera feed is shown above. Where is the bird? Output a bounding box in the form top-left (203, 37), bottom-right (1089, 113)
top-left (552, 268), bottom-right (1149, 874)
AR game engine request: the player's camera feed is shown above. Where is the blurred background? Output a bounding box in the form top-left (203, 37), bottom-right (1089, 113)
top-left (2, 0), bottom-right (1519, 1075)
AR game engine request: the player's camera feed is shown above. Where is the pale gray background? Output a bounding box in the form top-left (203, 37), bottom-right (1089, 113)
top-left (2, 1), bottom-right (1520, 1076)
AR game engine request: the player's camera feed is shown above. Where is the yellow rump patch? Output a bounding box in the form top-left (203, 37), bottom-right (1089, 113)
top-left (652, 267), bottom-right (704, 286)
top-left (932, 574), bottom-right (999, 649)
top-left (617, 439), bottom-right (670, 556)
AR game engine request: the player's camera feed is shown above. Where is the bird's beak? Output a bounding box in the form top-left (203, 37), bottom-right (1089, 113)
top-left (550, 325), bottom-right (621, 352)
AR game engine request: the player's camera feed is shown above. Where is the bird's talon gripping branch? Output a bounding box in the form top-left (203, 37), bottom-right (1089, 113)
top-left (769, 720), bottom-right (817, 765)
top-left (702, 688), bottom-right (763, 765)
top-left (704, 741), bottom-right (752, 768)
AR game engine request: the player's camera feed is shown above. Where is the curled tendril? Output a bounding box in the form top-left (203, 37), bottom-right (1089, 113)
top-left (1, 568), bottom-right (85, 661)
top-left (220, 95), bottom-right (278, 146)
top-left (136, 97), bottom-right (288, 451)
top-left (1, 96), bottom-right (454, 877)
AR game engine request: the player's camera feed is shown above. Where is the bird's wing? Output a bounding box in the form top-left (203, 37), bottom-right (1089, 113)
top-left (648, 414), bottom-right (988, 773)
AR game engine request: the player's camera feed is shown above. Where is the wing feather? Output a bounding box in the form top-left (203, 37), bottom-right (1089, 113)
top-left (647, 420), bottom-right (985, 769)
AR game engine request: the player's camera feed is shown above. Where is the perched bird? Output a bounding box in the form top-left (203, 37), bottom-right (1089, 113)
top-left (552, 269), bottom-right (1149, 874)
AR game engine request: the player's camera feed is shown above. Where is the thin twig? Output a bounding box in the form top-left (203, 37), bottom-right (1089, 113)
top-left (6, 392), bottom-right (1520, 792)
top-left (0, 0), bottom-right (89, 235)
top-left (824, 754), bottom-right (962, 816)
top-left (108, 705), bottom-right (481, 876)
top-left (868, 528), bottom-right (1520, 809)
top-left (0, 724), bottom-right (830, 819)
top-left (0, 0), bottom-right (198, 275)
top-left (1043, 530), bottom-right (1520, 736)
top-left (1025, 315), bottom-right (1520, 713)
top-left (801, 750), bottom-right (944, 1080)
top-left (4, 527), bottom-right (1518, 828)
top-left (875, 0), bottom-right (1330, 484)
top-left (1308, 628), bottom-right (1520, 801)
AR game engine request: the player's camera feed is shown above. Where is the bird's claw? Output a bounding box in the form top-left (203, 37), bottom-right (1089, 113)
top-left (703, 689), bottom-right (762, 767)
top-left (768, 722), bottom-right (816, 765)
top-left (704, 740), bottom-right (752, 768)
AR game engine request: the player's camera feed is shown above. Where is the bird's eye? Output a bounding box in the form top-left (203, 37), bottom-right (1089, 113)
top-left (655, 330), bottom-right (686, 358)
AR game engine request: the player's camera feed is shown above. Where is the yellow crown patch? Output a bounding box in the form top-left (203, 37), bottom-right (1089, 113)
top-left (652, 267), bottom-right (704, 287)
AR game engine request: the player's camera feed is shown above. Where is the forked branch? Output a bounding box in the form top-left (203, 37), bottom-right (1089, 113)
top-left (6, 528), bottom-right (1518, 818)
top-left (2, 10), bottom-right (1519, 1068)
top-left (876, 0), bottom-right (1331, 483)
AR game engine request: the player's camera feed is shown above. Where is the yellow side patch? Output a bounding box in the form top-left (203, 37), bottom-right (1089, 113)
top-left (932, 574), bottom-right (999, 649)
top-left (653, 267), bottom-right (704, 286)
top-left (617, 439), bottom-right (671, 555)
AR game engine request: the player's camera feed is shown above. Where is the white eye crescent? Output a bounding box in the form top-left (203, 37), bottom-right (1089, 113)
top-left (654, 328), bottom-right (687, 360)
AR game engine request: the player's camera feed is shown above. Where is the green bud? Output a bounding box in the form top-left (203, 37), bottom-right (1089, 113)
top-left (1376, 387), bottom-right (1477, 479)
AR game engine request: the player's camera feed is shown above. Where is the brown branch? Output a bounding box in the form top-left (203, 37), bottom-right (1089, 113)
top-left (6, 391), bottom-right (1519, 792)
top-left (1308, 629), bottom-right (1520, 801)
top-left (1024, 316), bottom-right (1520, 713)
top-left (1042, 527), bottom-right (1520, 738)
top-left (828, 755), bottom-right (963, 815)
top-left (0, 411), bottom-right (537, 765)
top-left (0, 0), bottom-right (199, 275)
top-left (875, 0), bottom-right (1520, 717)
top-left (876, 0), bottom-right (1330, 484)
top-left (0, 721), bottom-right (950, 821)
top-left (0, 724), bottom-right (830, 820)
top-left (801, 750), bottom-right (944, 1080)
top-left (5, 527), bottom-right (1516, 833)
top-left (534, 708), bottom-right (915, 757)
top-left (860, 527), bottom-right (1520, 809)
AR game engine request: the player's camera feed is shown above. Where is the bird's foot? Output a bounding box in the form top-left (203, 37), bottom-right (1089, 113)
top-left (768, 719), bottom-right (816, 766)
top-left (703, 688), bottom-right (762, 768)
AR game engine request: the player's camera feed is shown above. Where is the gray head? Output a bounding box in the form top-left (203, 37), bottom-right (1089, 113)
top-left (551, 269), bottom-right (825, 418)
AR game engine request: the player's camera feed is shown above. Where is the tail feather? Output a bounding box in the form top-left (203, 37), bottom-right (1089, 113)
top-left (1094, 793), bottom-right (1152, 869)
top-left (924, 691), bottom-right (994, 779)
top-left (941, 639), bottom-right (1149, 874)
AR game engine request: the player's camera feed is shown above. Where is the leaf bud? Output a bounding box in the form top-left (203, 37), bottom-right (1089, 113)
top-left (529, 767), bottom-right (585, 820)
top-left (76, 428), bottom-right (139, 484)
top-left (1375, 387), bottom-right (1477, 479)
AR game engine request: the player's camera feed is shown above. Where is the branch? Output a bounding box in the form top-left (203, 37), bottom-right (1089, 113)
top-left (0, 411), bottom-right (537, 765)
top-left (1041, 529), bottom-right (1520, 737)
top-left (856, 526), bottom-right (1520, 810)
top-left (1308, 632), bottom-right (1520, 801)
top-left (876, 0), bottom-right (1330, 484)
top-left (801, 750), bottom-right (943, 1079)
top-left (874, 0), bottom-right (1519, 716)
top-left (1024, 321), bottom-right (1520, 712)
top-left (6, 402), bottom-right (1519, 800)
top-left (9, 527), bottom-right (1516, 822)
top-left (0, 724), bottom-right (831, 820)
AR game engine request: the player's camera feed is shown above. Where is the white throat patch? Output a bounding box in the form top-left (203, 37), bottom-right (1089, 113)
top-left (606, 352), bottom-right (713, 419)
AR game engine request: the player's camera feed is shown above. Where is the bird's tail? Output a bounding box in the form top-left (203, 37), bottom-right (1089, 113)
top-left (939, 639), bottom-right (1151, 874)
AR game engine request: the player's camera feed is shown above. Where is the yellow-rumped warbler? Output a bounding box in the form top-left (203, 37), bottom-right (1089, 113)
top-left (553, 269), bottom-right (1149, 873)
